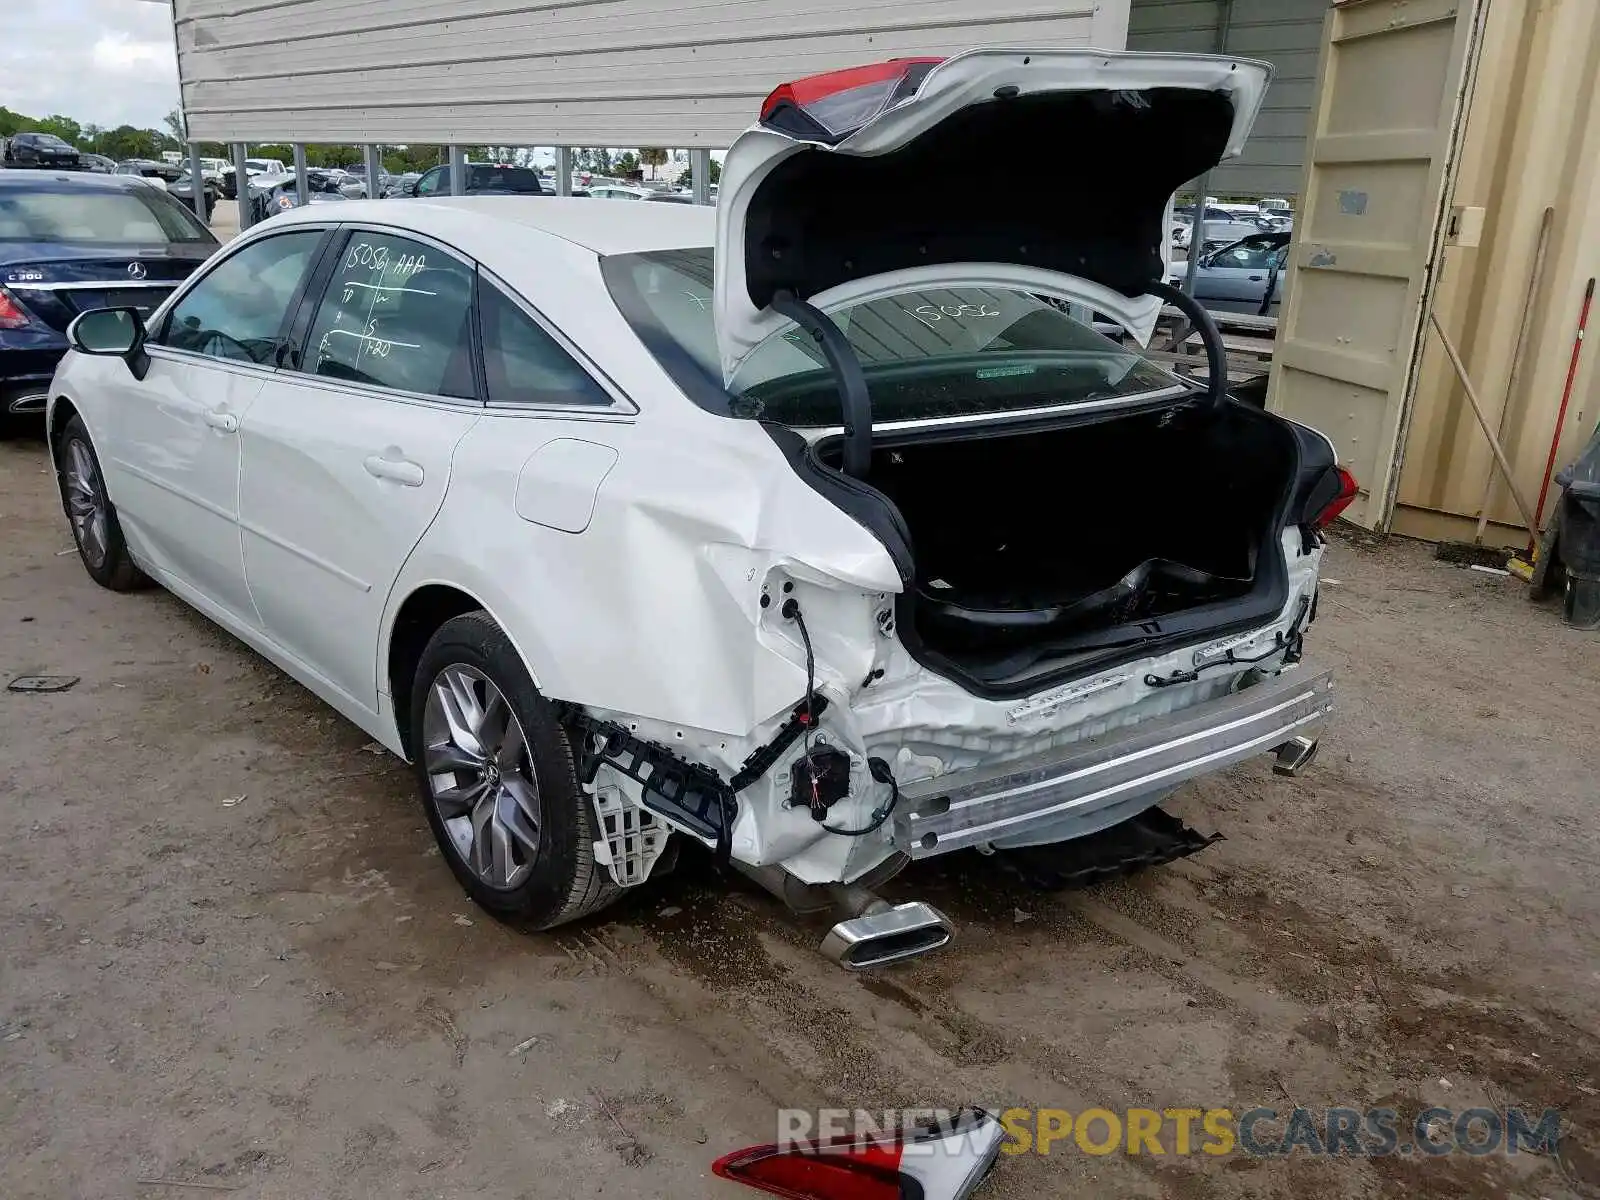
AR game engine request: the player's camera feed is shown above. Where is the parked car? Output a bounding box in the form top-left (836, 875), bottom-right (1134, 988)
top-left (1169, 231), bottom-right (1291, 315)
top-left (45, 50), bottom-right (1347, 973)
top-left (247, 174), bottom-right (347, 222)
top-left (0, 171), bottom-right (216, 434)
top-left (168, 171), bottom-right (218, 219)
top-left (587, 185), bottom-right (651, 200)
top-left (221, 157), bottom-right (290, 199)
top-left (3, 132), bottom-right (82, 170)
top-left (383, 172), bottom-right (421, 198)
top-left (405, 163), bottom-right (546, 197)
top-left (344, 163), bottom-right (392, 198)
top-left (1172, 210), bottom-right (1265, 255)
top-left (80, 153), bottom-right (117, 175)
top-left (646, 191), bottom-right (695, 204)
top-left (116, 158), bottom-right (182, 187)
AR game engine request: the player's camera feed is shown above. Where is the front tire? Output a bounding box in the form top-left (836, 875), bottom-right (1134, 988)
top-left (410, 612), bottom-right (620, 929)
top-left (55, 415), bottom-right (149, 591)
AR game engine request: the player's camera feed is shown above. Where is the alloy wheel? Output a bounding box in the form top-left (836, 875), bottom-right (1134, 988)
top-left (422, 664), bottom-right (542, 890)
top-left (64, 439), bottom-right (109, 570)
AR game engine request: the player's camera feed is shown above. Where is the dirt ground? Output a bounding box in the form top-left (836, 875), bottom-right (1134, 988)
top-left (2, 431), bottom-right (1598, 1200)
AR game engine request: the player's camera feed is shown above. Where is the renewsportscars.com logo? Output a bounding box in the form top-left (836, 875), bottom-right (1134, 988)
top-left (774, 1106), bottom-right (1563, 1159)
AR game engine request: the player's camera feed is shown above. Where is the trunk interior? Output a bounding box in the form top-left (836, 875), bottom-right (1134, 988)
top-left (820, 402), bottom-right (1303, 695)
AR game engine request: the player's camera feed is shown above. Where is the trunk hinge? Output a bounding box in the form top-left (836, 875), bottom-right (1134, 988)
top-left (769, 289), bottom-right (874, 477)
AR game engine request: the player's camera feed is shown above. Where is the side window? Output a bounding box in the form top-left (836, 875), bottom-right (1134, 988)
top-left (159, 231), bottom-right (323, 363)
top-left (479, 278), bottom-right (612, 407)
top-left (414, 168), bottom-right (443, 197)
top-left (302, 232), bottom-right (476, 399)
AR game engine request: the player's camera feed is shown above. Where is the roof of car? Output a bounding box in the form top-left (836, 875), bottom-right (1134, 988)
top-left (0, 170), bottom-right (148, 193)
top-left (283, 196), bottom-right (714, 255)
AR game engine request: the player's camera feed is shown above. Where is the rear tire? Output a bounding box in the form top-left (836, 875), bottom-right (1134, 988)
top-left (410, 612), bottom-right (620, 929)
top-left (55, 415), bottom-right (149, 591)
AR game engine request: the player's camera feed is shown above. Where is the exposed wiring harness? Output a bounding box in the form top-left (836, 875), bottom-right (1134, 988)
top-left (782, 596), bottom-right (901, 837)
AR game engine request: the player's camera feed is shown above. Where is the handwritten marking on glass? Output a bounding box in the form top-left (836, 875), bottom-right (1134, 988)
top-left (905, 302), bottom-right (1001, 330)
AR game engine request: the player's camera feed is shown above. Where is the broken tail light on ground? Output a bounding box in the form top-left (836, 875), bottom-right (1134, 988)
top-left (759, 58), bottom-right (946, 143)
top-left (712, 1108), bottom-right (1005, 1200)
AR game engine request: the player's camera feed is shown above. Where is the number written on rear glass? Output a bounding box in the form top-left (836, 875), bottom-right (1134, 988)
top-left (906, 302), bottom-right (1000, 329)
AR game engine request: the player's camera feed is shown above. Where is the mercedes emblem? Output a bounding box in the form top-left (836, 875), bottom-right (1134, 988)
top-left (127, 262), bottom-right (148, 280)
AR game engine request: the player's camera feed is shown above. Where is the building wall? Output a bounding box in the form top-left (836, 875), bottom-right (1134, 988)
top-left (173, 0), bottom-right (1128, 145)
top-left (1393, 0), bottom-right (1600, 544)
top-left (1127, 0), bottom-right (1328, 198)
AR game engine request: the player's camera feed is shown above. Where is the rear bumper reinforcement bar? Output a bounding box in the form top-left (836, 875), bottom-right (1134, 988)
top-left (893, 669), bottom-right (1334, 858)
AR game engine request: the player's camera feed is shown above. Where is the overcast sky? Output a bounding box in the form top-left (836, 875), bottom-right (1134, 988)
top-left (1, 0), bottom-right (179, 130)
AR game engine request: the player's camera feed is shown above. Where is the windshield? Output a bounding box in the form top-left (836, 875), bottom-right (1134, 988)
top-left (602, 248), bottom-right (1181, 426)
top-left (0, 186), bottom-right (213, 243)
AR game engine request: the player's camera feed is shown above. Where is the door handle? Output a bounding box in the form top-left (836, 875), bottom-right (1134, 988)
top-left (203, 408), bottom-right (239, 433)
top-left (1248, 275), bottom-right (1264, 282)
top-left (363, 454), bottom-right (425, 487)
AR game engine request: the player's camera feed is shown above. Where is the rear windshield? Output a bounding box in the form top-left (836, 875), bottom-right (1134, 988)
top-left (0, 186), bottom-right (214, 243)
top-left (602, 247), bottom-right (1180, 426)
top-left (469, 166), bottom-right (544, 194)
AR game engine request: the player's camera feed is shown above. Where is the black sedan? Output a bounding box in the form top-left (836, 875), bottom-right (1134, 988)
top-left (0, 172), bottom-right (218, 434)
top-left (4, 132), bottom-right (82, 170)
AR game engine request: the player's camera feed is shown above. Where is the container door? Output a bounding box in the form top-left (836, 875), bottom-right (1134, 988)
top-left (1268, 0), bottom-right (1488, 529)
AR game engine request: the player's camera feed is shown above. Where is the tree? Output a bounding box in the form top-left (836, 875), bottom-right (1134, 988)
top-left (679, 157), bottom-right (721, 190)
top-left (639, 147), bottom-right (668, 179)
top-left (613, 151), bottom-right (639, 180)
top-left (163, 108), bottom-right (186, 145)
top-left (35, 115), bottom-right (83, 146)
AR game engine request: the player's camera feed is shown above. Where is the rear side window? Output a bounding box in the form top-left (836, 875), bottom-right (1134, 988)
top-left (479, 279), bottom-right (611, 407)
top-left (468, 166), bottom-right (544, 194)
top-left (159, 231), bottom-right (323, 363)
top-left (301, 232), bottom-right (476, 399)
top-left (0, 184), bottom-right (212, 244)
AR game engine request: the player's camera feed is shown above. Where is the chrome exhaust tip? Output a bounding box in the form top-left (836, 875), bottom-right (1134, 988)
top-left (819, 900), bottom-right (954, 970)
top-left (1273, 735), bottom-right (1319, 777)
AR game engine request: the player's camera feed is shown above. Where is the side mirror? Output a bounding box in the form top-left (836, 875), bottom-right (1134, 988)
top-left (407, 181), bottom-right (420, 197)
top-left (67, 307), bottom-right (149, 379)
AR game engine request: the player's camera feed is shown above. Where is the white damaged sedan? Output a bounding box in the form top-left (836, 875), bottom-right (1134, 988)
top-left (47, 50), bottom-right (1350, 968)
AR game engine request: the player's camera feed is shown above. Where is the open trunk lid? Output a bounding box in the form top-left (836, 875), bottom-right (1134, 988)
top-left (714, 49), bottom-right (1272, 382)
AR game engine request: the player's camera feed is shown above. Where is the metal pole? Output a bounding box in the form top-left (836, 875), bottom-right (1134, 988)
top-left (448, 145), bottom-right (466, 196)
top-left (690, 148), bottom-right (711, 205)
top-left (186, 141), bottom-right (206, 222)
top-left (363, 143), bottom-right (383, 199)
top-left (231, 141), bottom-right (252, 231)
top-left (292, 143), bottom-right (309, 207)
top-left (1181, 0), bottom-right (1235, 299)
top-left (555, 147), bottom-right (572, 196)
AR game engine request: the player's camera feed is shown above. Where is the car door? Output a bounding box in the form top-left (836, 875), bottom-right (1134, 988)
top-left (236, 227), bottom-right (481, 711)
top-left (412, 166), bottom-right (446, 198)
top-left (104, 227), bottom-right (328, 625)
top-left (1193, 235), bottom-right (1282, 313)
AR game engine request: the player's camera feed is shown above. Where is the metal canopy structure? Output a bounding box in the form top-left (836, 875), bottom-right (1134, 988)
top-left (1128, 0), bottom-right (1328, 199)
top-left (172, 0), bottom-right (1127, 146)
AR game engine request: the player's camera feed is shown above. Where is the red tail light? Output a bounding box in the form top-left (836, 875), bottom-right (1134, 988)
top-left (760, 58), bottom-right (945, 143)
top-left (713, 1108), bottom-right (1004, 1200)
top-left (0, 287), bottom-right (33, 330)
top-left (1312, 466), bottom-right (1359, 529)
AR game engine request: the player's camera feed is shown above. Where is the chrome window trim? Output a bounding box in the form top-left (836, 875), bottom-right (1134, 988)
top-left (798, 385), bottom-right (1194, 438)
top-left (144, 344), bottom-right (283, 381)
top-left (477, 265), bottom-right (638, 417)
top-left (5, 280), bottom-right (178, 292)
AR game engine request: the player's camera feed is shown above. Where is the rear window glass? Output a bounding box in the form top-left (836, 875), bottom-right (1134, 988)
top-left (0, 186), bottom-right (213, 243)
top-left (601, 248), bottom-right (1180, 427)
top-left (469, 166), bottom-right (544, 194)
